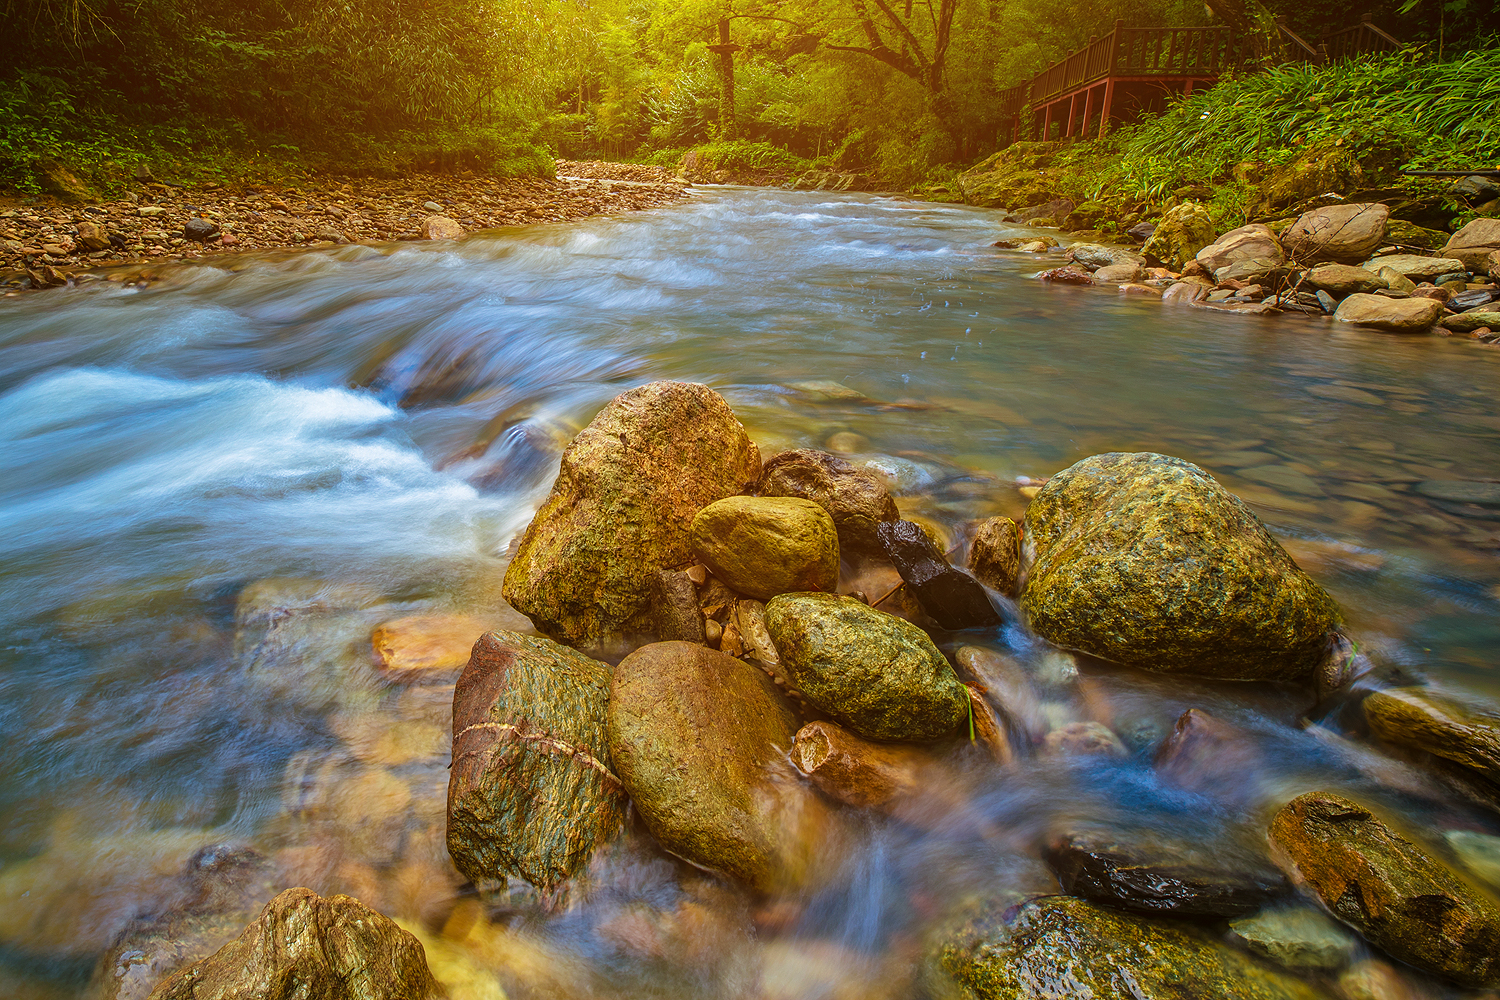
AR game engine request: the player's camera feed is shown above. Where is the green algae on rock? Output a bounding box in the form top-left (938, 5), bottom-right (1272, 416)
top-left (1021, 452), bottom-right (1341, 682)
top-left (501, 381), bottom-right (760, 654)
top-left (764, 592), bottom-right (967, 742)
top-left (607, 641), bottom-right (838, 893)
top-left (1269, 791), bottom-right (1500, 988)
top-left (447, 631), bottom-right (624, 894)
top-left (690, 495), bottom-right (840, 601)
top-left (1141, 202), bottom-right (1216, 271)
top-left (935, 894), bottom-right (1328, 1000)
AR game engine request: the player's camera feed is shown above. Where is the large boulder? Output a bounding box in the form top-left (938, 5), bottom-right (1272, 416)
top-left (1363, 687), bottom-right (1500, 786)
top-left (1142, 202), bottom-right (1216, 271)
top-left (1305, 264), bottom-right (1386, 296)
top-left (146, 888), bottom-right (442, 1000)
top-left (690, 496), bottom-right (839, 601)
top-left (765, 592), bottom-right (967, 741)
top-left (1020, 452), bottom-right (1341, 682)
top-left (1333, 293), bottom-right (1443, 333)
top-left (607, 641), bottom-right (835, 893)
top-left (1442, 218), bottom-right (1500, 272)
top-left (1196, 223), bottom-right (1284, 276)
top-left (757, 449), bottom-right (898, 557)
top-left (447, 631), bottom-right (624, 892)
top-left (1362, 254), bottom-right (1465, 281)
top-left (934, 894), bottom-right (1326, 1000)
top-left (1269, 791), bottom-right (1500, 987)
top-left (502, 381), bottom-right (760, 653)
top-left (1282, 204), bottom-right (1390, 265)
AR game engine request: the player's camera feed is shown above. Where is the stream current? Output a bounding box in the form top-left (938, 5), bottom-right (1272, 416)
top-left (1, 186), bottom-right (1498, 998)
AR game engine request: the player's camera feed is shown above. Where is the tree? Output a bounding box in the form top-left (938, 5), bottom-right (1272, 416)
top-left (813, 0), bottom-right (960, 94)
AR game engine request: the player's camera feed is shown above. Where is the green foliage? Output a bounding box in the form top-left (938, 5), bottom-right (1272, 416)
top-left (691, 139), bottom-right (809, 176)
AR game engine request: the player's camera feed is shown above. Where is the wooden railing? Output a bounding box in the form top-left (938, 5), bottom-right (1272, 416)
top-left (1320, 15), bottom-right (1401, 61)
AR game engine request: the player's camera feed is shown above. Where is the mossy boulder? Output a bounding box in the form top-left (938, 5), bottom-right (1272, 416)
top-left (764, 592), bottom-right (967, 741)
top-left (607, 641), bottom-right (837, 893)
top-left (934, 894), bottom-right (1328, 1000)
top-left (502, 381), bottom-right (760, 654)
top-left (447, 631), bottom-right (624, 893)
top-left (1270, 791), bottom-right (1500, 987)
top-left (690, 495), bottom-right (840, 601)
top-left (955, 142), bottom-right (1064, 209)
top-left (1021, 452), bottom-right (1341, 682)
top-left (1142, 203), bottom-right (1216, 271)
top-left (1384, 218), bottom-right (1450, 251)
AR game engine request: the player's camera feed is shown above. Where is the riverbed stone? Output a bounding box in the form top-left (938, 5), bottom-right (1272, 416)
top-left (1414, 480), bottom-right (1500, 505)
top-left (765, 592), bottom-right (967, 742)
top-left (1333, 293), bottom-right (1443, 332)
top-left (1440, 310), bottom-right (1500, 333)
top-left (690, 495), bottom-right (839, 601)
top-left (607, 641), bottom-right (834, 892)
top-left (1021, 452), bottom-right (1342, 682)
top-left (1269, 791), bottom-right (1500, 987)
top-left (1306, 263), bottom-right (1386, 296)
top-left (371, 614), bottom-right (491, 684)
top-left (967, 516), bottom-right (1019, 596)
top-left (1363, 254), bottom-right (1465, 281)
top-left (1067, 243), bottom-right (1144, 269)
top-left (1363, 686), bottom-right (1500, 785)
top-left (1142, 202), bottom-right (1216, 271)
top-left (502, 381), bottom-right (760, 653)
top-left (146, 888), bottom-right (442, 1000)
top-left (1229, 906), bottom-right (1360, 972)
top-left (935, 894), bottom-right (1326, 1000)
top-left (877, 519), bottom-right (1001, 629)
top-left (1283, 203), bottom-right (1390, 265)
top-left (1091, 261), bottom-right (1143, 283)
top-left (1442, 218), bottom-right (1500, 272)
top-left (419, 215), bottom-right (463, 239)
top-left (1197, 223), bottom-right (1284, 274)
top-left (447, 630), bottom-right (624, 892)
top-left (757, 449), bottom-right (898, 557)
top-left (792, 720), bottom-right (935, 810)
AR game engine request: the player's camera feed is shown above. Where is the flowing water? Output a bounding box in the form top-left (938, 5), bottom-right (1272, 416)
top-left (2, 186), bottom-right (1499, 999)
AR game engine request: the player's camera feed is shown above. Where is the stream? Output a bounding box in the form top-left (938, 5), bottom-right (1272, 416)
top-left (2, 186), bottom-right (1499, 999)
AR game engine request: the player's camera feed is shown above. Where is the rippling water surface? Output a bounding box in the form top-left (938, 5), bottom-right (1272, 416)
top-left (2, 187), bottom-right (1498, 999)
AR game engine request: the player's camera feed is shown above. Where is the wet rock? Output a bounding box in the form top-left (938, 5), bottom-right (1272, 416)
top-left (1143, 202), bottom-right (1216, 271)
top-left (1364, 254), bottom-right (1465, 281)
top-left (1306, 263), bottom-right (1386, 296)
top-left (1363, 687), bottom-right (1500, 785)
top-left (1228, 906), bottom-right (1360, 971)
top-left (1021, 452), bottom-right (1342, 681)
top-left (1037, 265), bottom-right (1093, 284)
top-left (1269, 791), bottom-right (1500, 987)
top-left (765, 592), bottom-right (967, 742)
top-left (1091, 261), bottom-right (1143, 283)
top-left (1155, 708), bottom-right (1262, 797)
top-left (1197, 223), bottom-right (1285, 277)
top-left (146, 888), bottom-right (442, 1000)
top-left (792, 720), bottom-right (936, 810)
top-left (608, 641), bottom-right (835, 892)
top-left (967, 516), bottom-right (1019, 597)
top-left (1440, 310), bottom-right (1500, 333)
top-left (652, 568), bottom-right (706, 643)
top-left (690, 496), bottom-right (839, 601)
top-left (1339, 959), bottom-right (1433, 1000)
top-left (182, 218), bottom-right (219, 243)
top-left (935, 894), bottom-right (1325, 1000)
top-left (447, 630), bottom-right (624, 893)
top-left (1442, 218), bottom-right (1500, 272)
top-left (1334, 292), bottom-right (1444, 332)
top-left (1446, 830), bottom-right (1500, 890)
top-left (1067, 243), bottom-right (1144, 269)
top-left (1045, 831), bottom-right (1286, 917)
top-left (876, 519), bottom-right (1001, 629)
top-left (1377, 267), bottom-right (1417, 294)
top-left (955, 646), bottom-right (1049, 741)
top-left (1041, 721), bottom-right (1125, 758)
top-left (502, 381), bottom-right (760, 653)
top-left (734, 598), bottom-right (780, 672)
top-left (419, 215), bottom-right (463, 239)
top-left (1162, 278), bottom-right (1210, 303)
top-left (965, 684), bottom-right (1013, 764)
top-left (370, 614), bottom-right (490, 684)
top-left (1413, 480), bottom-right (1500, 505)
top-left (757, 449), bottom-right (899, 557)
top-left (1283, 203), bottom-right (1390, 265)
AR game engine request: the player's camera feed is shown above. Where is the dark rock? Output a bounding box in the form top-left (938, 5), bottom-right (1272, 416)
top-left (1021, 452), bottom-right (1342, 681)
top-left (1451, 288), bottom-right (1498, 311)
top-left (877, 519), bottom-right (1001, 630)
top-left (652, 569), bottom-right (706, 643)
top-left (757, 449), bottom-right (899, 557)
top-left (447, 630), bottom-right (625, 892)
top-left (1453, 175), bottom-right (1500, 202)
top-left (1315, 289), bottom-right (1338, 313)
top-left (1363, 686), bottom-right (1500, 784)
top-left (146, 888), bottom-right (442, 1000)
top-left (967, 516), bottom-right (1019, 596)
top-left (1046, 831), bottom-right (1286, 917)
top-left (1126, 221), bottom-right (1156, 242)
top-left (1270, 791), bottom-right (1500, 987)
top-left (182, 218), bottom-right (220, 243)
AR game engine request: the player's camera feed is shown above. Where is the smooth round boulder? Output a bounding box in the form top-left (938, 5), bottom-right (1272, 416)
top-left (1021, 452), bottom-right (1341, 682)
top-left (764, 592), bottom-right (967, 741)
top-left (756, 448), bottom-right (898, 556)
top-left (1333, 293), bottom-right (1443, 333)
top-left (607, 641), bottom-right (836, 893)
top-left (690, 496), bottom-right (839, 601)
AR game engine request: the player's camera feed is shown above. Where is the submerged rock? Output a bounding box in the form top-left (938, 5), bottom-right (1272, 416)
top-left (1269, 791), bottom-right (1500, 987)
top-left (792, 720), bottom-right (935, 810)
top-left (371, 614), bottom-right (491, 684)
top-left (877, 519), bottom-right (1001, 630)
top-left (447, 631), bottom-right (624, 893)
top-left (690, 495), bottom-right (840, 601)
top-left (147, 888), bottom-right (442, 1000)
top-left (607, 641), bottom-right (836, 892)
top-left (1045, 830), bottom-right (1286, 918)
top-left (1363, 687), bottom-right (1500, 786)
top-left (1228, 906), bottom-right (1360, 971)
top-left (1021, 452), bottom-right (1341, 682)
top-left (757, 449), bottom-right (899, 557)
top-left (765, 593), bottom-right (967, 742)
top-left (502, 381), bottom-right (760, 653)
top-left (935, 894), bottom-right (1325, 1000)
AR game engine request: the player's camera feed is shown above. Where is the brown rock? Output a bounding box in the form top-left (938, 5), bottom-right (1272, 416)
top-left (1283, 203), bottom-right (1390, 265)
top-left (1364, 687), bottom-right (1500, 785)
top-left (419, 215), bottom-right (464, 239)
top-left (1269, 791), bottom-right (1500, 987)
top-left (76, 221), bottom-right (111, 252)
top-left (1162, 280), bottom-right (1209, 303)
top-left (1333, 293), bottom-right (1443, 333)
top-left (371, 614), bottom-right (491, 683)
top-left (1155, 708), bottom-right (1261, 798)
top-left (1305, 263), bottom-right (1386, 296)
top-left (1043, 721), bottom-right (1125, 757)
top-left (652, 568), bottom-right (706, 643)
top-left (1196, 223), bottom-right (1284, 275)
top-left (955, 645), bottom-right (1049, 742)
top-left (757, 449), bottom-right (898, 556)
top-left (1442, 218), bottom-right (1500, 273)
top-left (502, 381), bottom-right (760, 653)
top-left (1092, 262), bottom-right (1144, 283)
top-left (690, 495), bottom-right (840, 601)
top-left (965, 684), bottom-right (1013, 764)
top-left (792, 720), bottom-right (933, 809)
top-left (146, 888), bottom-right (442, 1000)
top-left (968, 516), bottom-right (1019, 596)
top-left (1038, 266), bottom-right (1094, 284)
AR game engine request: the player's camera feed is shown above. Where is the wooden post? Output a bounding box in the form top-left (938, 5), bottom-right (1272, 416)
top-left (1082, 85), bottom-right (1095, 140)
top-left (1101, 79), bottom-right (1115, 138)
top-left (1111, 18), bottom-right (1124, 71)
top-left (1065, 92), bottom-right (1077, 137)
top-left (1043, 101), bottom-right (1054, 141)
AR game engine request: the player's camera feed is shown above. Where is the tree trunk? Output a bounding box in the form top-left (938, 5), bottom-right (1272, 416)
top-left (716, 19), bottom-right (737, 140)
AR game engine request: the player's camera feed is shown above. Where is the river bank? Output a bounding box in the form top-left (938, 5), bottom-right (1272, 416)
top-left (0, 160), bottom-right (686, 290)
